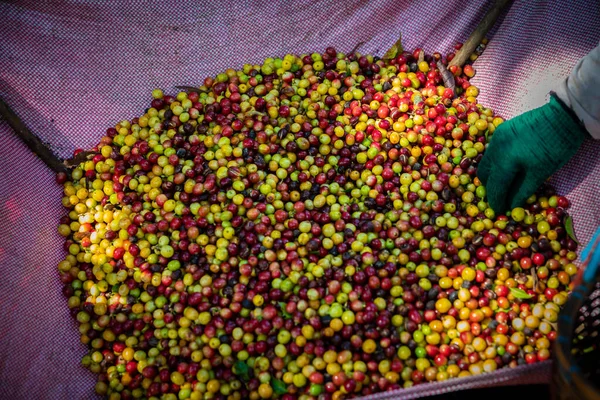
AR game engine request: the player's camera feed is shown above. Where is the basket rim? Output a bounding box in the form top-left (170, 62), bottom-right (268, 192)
top-left (555, 280), bottom-right (600, 399)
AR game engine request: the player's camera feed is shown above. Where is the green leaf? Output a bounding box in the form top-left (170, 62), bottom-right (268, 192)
top-left (383, 34), bottom-right (404, 60)
top-left (510, 287), bottom-right (533, 299)
top-left (565, 215), bottom-right (580, 245)
top-left (273, 379), bottom-right (287, 395)
top-left (233, 361), bottom-right (249, 380)
top-left (279, 302), bottom-right (292, 319)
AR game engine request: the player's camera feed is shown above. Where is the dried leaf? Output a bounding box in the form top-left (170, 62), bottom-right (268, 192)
top-left (510, 287), bottom-right (533, 299)
top-left (565, 215), bottom-right (580, 244)
top-left (383, 34), bottom-right (404, 60)
top-left (514, 272), bottom-right (528, 285)
top-left (73, 232), bottom-right (91, 240)
top-left (531, 268), bottom-right (545, 294)
top-left (247, 110), bottom-right (265, 118)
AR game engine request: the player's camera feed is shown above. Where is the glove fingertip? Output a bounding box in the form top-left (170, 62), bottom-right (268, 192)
top-left (489, 195), bottom-right (508, 216)
top-left (486, 167), bottom-right (519, 215)
top-left (509, 191), bottom-right (532, 210)
top-left (486, 183), bottom-right (509, 215)
top-left (476, 157), bottom-right (492, 185)
top-left (507, 174), bottom-right (546, 210)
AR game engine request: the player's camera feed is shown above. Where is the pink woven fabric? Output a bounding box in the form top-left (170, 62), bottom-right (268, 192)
top-left (0, 0), bottom-right (598, 399)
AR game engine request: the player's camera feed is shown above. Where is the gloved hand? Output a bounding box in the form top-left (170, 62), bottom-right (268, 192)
top-left (477, 94), bottom-right (588, 214)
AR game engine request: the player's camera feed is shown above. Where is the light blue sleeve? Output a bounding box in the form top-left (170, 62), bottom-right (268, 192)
top-left (582, 226), bottom-right (600, 283)
top-left (554, 43), bottom-right (600, 139)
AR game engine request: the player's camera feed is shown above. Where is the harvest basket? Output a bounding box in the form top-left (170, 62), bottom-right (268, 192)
top-left (552, 233), bottom-right (600, 400)
top-left (1, 1), bottom-right (600, 399)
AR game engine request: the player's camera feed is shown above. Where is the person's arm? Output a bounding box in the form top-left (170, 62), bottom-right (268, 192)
top-left (554, 43), bottom-right (600, 139)
top-left (477, 43), bottom-right (599, 214)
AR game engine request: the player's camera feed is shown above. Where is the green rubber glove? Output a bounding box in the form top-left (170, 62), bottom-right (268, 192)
top-left (477, 95), bottom-right (587, 214)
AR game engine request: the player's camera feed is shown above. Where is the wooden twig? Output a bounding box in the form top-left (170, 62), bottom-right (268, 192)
top-left (64, 151), bottom-right (94, 168)
top-left (0, 97), bottom-right (67, 173)
top-left (0, 97), bottom-right (93, 173)
top-left (437, 61), bottom-right (456, 91)
top-left (175, 85), bottom-right (202, 93)
top-left (449, 0), bottom-right (513, 68)
top-left (350, 41), bottom-right (366, 56)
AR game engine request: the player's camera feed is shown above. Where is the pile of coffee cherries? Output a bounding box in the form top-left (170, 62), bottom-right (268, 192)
top-left (57, 45), bottom-right (579, 400)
